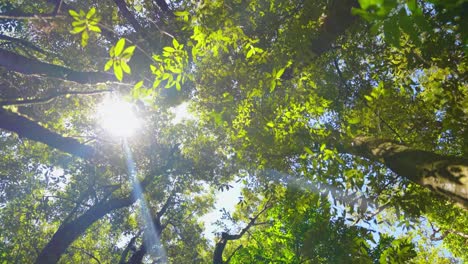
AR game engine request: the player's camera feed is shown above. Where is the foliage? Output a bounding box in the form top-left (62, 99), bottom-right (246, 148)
top-left (0, 0), bottom-right (466, 263)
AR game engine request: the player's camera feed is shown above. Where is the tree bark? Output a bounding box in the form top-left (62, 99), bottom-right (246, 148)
top-left (0, 48), bottom-right (113, 84)
top-left (310, 0), bottom-right (360, 55)
top-left (113, 0), bottom-right (145, 34)
top-left (34, 195), bottom-right (136, 264)
top-left (0, 109), bottom-right (95, 159)
top-left (348, 137), bottom-right (468, 209)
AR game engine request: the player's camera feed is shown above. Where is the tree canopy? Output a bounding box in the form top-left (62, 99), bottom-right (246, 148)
top-left (0, 0), bottom-right (467, 263)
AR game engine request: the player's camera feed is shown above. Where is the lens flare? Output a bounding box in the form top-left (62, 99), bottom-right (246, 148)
top-left (97, 97), bottom-right (140, 138)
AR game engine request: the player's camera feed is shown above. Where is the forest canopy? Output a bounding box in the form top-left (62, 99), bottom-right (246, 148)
top-left (0, 0), bottom-right (467, 263)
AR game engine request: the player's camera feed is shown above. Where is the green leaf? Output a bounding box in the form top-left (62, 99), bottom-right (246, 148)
top-left (121, 61), bottom-right (131, 74)
top-left (114, 63), bottom-right (123, 81)
top-left (406, 0), bottom-right (417, 11)
top-left (358, 0), bottom-right (383, 10)
top-left (174, 11), bottom-right (189, 17)
top-left (173, 38), bottom-right (180, 49)
top-left (86, 7), bottom-right (96, 19)
top-left (266, 121), bottom-right (275, 128)
top-left (69, 10), bottom-right (80, 19)
top-left (70, 26), bottom-right (85, 34)
top-left (276, 68), bottom-right (285, 79)
top-left (246, 48), bottom-right (254, 59)
top-left (122, 46), bottom-right (136, 58)
top-left (153, 78), bottom-right (162, 88)
top-left (104, 59), bottom-right (113, 71)
top-left (163, 46), bottom-right (175, 52)
top-left (81, 30), bottom-right (89, 47)
top-left (320, 143), bottom-right (326, 152)
top-left (348, 116), bottom-right (360, 124)
top-left (89, 25), bottom-right (101, 33)
top-left (72, 21), bottom-right (85, 27)
top-left (270, 80), bottom-right (276, 93)
top-left (134, 80), bottom-right (144, 89)
top-left (364, 95), bottom-right (373, 101)
top-left (304, 147), bottom-right (313, 155)
top-left (115, 38), bottom-right (126, 56)
top-left (176, 81), bottom-right (181, 91)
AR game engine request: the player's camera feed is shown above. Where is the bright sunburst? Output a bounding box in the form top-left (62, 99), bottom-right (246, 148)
top-left (97, 96), bottom-right (141, 138)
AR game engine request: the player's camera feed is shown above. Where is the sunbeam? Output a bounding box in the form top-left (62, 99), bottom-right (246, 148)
top-left (124, 140), bottom-right (167, 262)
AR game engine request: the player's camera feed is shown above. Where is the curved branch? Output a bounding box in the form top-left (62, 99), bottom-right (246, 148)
top-left (35, 195), bottom-right (137, 264)
top-left (0, 48), bottom-right (113, 84)
top-left (0, 89), bottom-right (113, 106)
top-left (113, 0), bottom-right (146, 36)
top-left (0, 34), bottom-right (47, 54)
top-left (0, 109), bottom-right (95, 159)
top-left (213, 202), bottom-right (271, 264)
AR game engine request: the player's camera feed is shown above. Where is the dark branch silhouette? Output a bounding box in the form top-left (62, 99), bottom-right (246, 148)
top-left (0, 109), bottom-right (95, 159)
top-left (0, 48), bottom-right (114, 84)
top-left (213, 202), bottom-right (271, 264)
top-left (0, 89), bottom-right (113, 106)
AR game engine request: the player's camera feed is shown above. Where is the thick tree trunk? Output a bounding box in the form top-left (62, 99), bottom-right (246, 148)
top-left (0, 48), bottom-right (113, 84)
top-left (349, 137), bottom-right (468, 209)
top-left (310, 0), bottom-right (360, 55)
top-left (35, 195), bottom-right (136, 264)
top-left (0, 109), bottom-right (95, 159)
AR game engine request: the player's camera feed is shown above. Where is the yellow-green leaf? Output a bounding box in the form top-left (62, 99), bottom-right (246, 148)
top-left (104, 59), bottom-right (113, 71)
top-left (72, 21), bottom-right (85, 27)
top-left (81, 30), bottom-right (89, 47)
top-left (134, 80), bottom-right (144, 89)
top-left (304, 147), bottom-right (314, 155)
top-left (69, 10), bottom-right (80, 19)
top-left (173, 38), bottom-right (180, 49)
top-left (122, 46), bottom-right (136, 59)
top-left (115, 38), bottom-right (126, 56)
top-left (70, 26), bottom-right (85, 34)
top-left (121, 61), bottom-right (131, 74)
top-left (86, 7), bottom-right (96, 19)
top-left (114, 63), bottom-right (123, 81)
top-left (89, 25), bottom-right (101, 33)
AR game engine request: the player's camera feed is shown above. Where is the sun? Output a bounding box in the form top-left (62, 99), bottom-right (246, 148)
top-left (97, 96), bottom-right (141, 138)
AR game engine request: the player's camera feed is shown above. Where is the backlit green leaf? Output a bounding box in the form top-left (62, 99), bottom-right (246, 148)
top-left (115, 39), bottom-right (126, 56)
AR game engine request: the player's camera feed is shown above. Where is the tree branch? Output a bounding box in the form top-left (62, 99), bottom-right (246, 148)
top-left (213, 202), bottom-right (271, 264)
top-left (118, 232), bottom-right (142, 264)
top-left (342, 136), bottom-right (468, 209)
top-left (113, 0), bottom-right (146, 36)
top-left (0, 109), bottom-right (95, 159)
top-left (0, 34), bottom-right (47, 54)
top-left (0, 48), bottom-right (114, 84)
top-left (154, 0), bottom-right (170, 13)
top-left (0, 13), bottom-right (64, 20)
top-left (35, 194), bottom-right (137, 264)
top-left (0, 89), bottom-right (113, 106)
top-left (310, 0), bottom-right (360, 55)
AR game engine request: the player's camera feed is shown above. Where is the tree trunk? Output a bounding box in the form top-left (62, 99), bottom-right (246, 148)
top-left (0, 109), bottom-right (95, 159)
top-left (35, 195), bottom-right (136, 264)
top-left (349, 137), bottom-right (468, 209)
top-left (310, 0), bottom-right (360, 55)
top-left (0, 48), bottom-right (113, 84)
